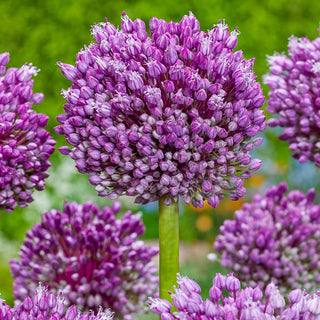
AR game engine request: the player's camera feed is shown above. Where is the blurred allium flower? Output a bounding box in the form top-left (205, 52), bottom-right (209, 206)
top-left (0, 52), bottom-right (56, 212)
top-left (10, 201), bottom-right (158, 320)
top-left (55, 12), bottom-right (266, 208)
top-left (149, 273), bottom-right (320, 319)
top-left (214, 182), bottom-right (320, 294)
top-left (264, 33), bottom-right (320, 167)
top-left (0, 283), bottom-right (113, 320)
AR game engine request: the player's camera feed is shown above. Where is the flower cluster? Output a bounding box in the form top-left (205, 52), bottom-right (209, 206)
top-left (0, 52), bottom-right (56, 212)
top-left (264, 32), bottom-right (320, 167)
top-left (0, 283), bottom-right (113, 320)
top-left (214, 182), bottom-right (320, 294)
top-left (55, 12), bottom-right (266, 208)
top-left (10, 201), bottom-right (158, 320)
top-left (149, 272), bottom-right (320, 319)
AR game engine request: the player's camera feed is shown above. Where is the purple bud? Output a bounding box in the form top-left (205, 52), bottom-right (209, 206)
top-left (209, 286), bottom-right (222, 302)
top-left (288, 288), bottom-right (302, 304)
top-left (225, 274), bottom-right (241, 293)
top-left (58, 62), bottom-right (80, 81)
top-left (121, 12), bottom-right (134, 32)
top-left (195, 89), bottom-right (207, 101)
top-left (249, 159), bottom-right (262, 171)
top-left (160, 312), bottom-right (174, 320)
top-left (148, 298), bottom-right (172, 314)
top-left (208, 195), bottom-right (219, 208)
top-left (163, 80), bottom-right (175, 92)
top-left (65, 305), bottom-right (79, 320)
top-left (33, 92), bottom-right (44, 104)
top-left (172, 293), bottom-right (188, 310)
top-left (225, 30), bottom-right (239, 49)
top-left (0, 52), bottom-right (9, 66)
top-left (190, 119), bottom-right (202, 134)
top-left (202, 180), bottom-right (212, 192)
top-left (23, 296), bottom-right (33, 311)
top-left (178, 275), bottom-right (201, 294)
top-left (212, 273), bottom-right (226, 289)
top-left (308, 297), bottom-right (320, 314)
top-left (252, 286), bottom-right (263, 301)
top-left (4, 68), bottom-right (16, 84)
top-left (164, 47), bottom-right (178, 65)
top-left (38, 293), bottom-right (48, 311)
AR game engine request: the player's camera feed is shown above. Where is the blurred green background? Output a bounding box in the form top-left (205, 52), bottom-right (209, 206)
top-left (0, 0), bottom-right (320, 317)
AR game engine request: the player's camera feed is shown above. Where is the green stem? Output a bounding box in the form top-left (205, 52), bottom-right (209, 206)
top-left (158, 197), bottom-right (179, 302)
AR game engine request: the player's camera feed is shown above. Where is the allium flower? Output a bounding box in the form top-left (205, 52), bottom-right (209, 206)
top-left (0, 283), bottom-right (113, 320)
top-left (149, 272), bottom-right (320, 319)
top-left (10, 201), bottom-right (158, 320)
top-left (55, 12), bottom-right (266, 208)
top-left (0, 52), bottom-right (56, 212)
top-left (0, 296), bottom-right (12, 320)
top-left (214, 182), bottom-right (320, 294)
top-left (264, 32), bottom-right (320, 167)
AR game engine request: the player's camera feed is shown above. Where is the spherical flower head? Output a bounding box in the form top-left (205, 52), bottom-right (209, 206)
top-left (263, 32), bottom-right (320, 167)
top-left (10, 201), bottom-right (158, 320)
top-left (214, 181), bottom-right (320, 295)
top-left (55, 13), bottom-right (266, 208)
top-left (149, 272), bottom-right (320, 319)
top-left (0, 52), bottom-right (56, 212)
top-left (0, 283), bottom-right (114, 320)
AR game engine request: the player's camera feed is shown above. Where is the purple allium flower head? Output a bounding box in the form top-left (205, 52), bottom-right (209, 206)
top-left (10, 201), bottom-right (158, 320)
top-left (0, 283), bottom-right (114, 320)
top-left (0, 52), bottom-right (56, 212)
top-left (55, 13), bottom-right (266, 208)
top-left (214, 181), bottom-right (320, 294)
top-left (264, 32), bottom-right (320, 167)
top-left (149, 273), bottom-right (320, 319)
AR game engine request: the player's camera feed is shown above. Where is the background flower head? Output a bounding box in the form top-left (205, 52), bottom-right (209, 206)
top-left (264, 31), bottom-right (320, 167)
top-left (214, 182), bottom-right (320, 294)
top-left (0, 52), bottom-right (56, 213)
top-left (55, 12), bottom-right (266, 208)
top-left (10, 201), bottom-right (158, 320)
top-left (0, 283), bottom-right (114, 320)
top-left (149, 272), bottom-right (320, 319)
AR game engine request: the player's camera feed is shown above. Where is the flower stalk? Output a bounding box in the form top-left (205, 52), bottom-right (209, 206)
top-left (159, 197), bottom-right (179, 302)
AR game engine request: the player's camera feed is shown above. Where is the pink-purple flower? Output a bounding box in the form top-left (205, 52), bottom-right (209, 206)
top-left (214, 182), bottom-right (320, 294)
top-left (0, 283), bottom-right (114, 320)
top-left (149, 273), bottom-right (320, 319)
top-left (0, 52), bottom-right (56, 212)
top-left (55, 12), bottom-right (266, 208)
top-left (264, 32), bottom-right (320, 167)
top-left (10, 201), bottom-right (158, 320)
